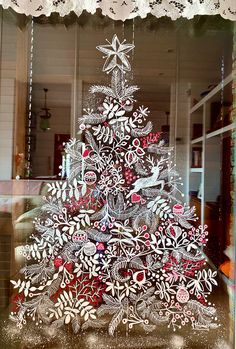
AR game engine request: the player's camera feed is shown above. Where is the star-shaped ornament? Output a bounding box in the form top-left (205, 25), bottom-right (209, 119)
top-left (97, 35), bottom-right (134, 74)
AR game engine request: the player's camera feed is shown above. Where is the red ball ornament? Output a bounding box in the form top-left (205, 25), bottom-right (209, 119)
top-left (173, 204), bottom-right (184, 215)
top-left (96, 242), bottom-right (105, 251)
top-left (84, 171), bottom-right (97, 185)
top-left (176, 287), bottom-right (190, 303)
top-left (54, 257), bottom-right (63, 268)
top-left (64, 262), bottom-right (73, 273)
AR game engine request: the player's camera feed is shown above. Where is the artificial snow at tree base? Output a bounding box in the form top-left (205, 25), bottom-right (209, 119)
top-left (10, 35), bottom-right (218, 336)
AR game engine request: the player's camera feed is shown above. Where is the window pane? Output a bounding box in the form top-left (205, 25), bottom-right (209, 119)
top-left (0, 10), bottom-right (235, 349)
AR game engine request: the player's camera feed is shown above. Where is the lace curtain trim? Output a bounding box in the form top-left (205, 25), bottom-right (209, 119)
top-left (0, 0), bottom-right (235, 20)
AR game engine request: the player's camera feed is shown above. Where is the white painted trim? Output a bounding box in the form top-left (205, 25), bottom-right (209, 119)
top-left (190, 73), bottom-right (233, 114)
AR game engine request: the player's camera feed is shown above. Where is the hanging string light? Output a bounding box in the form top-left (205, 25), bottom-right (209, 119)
top-left (220, 55), bottom-right (225, 124)
top-left (131, 18), bottom-right (135, 81)
top-left (25, 17), bottom-right (34, 178)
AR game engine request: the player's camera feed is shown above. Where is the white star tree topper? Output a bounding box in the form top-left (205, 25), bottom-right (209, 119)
top-left (97, 34), bottom-right (134, 74)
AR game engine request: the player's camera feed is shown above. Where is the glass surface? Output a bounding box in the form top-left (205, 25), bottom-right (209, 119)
top-left (0, 9), bottom-right (235, 349)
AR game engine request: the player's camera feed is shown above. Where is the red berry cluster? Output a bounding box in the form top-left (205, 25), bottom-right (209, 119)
top-left (54, 257), bottom-right (73, 273)
top-left (141, 132), bottom-right (161, 148)
top-left (124, 167), bottom-right (137, 185)
top-left (94, 221), bottom-right (114, 231)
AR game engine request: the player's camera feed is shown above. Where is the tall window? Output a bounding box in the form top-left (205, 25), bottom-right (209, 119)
top-left (0, 10), bottom-right (235, 349)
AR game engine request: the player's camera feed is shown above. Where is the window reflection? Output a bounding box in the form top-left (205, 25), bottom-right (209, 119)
top-left (0, 9), bottom-right (235, 349)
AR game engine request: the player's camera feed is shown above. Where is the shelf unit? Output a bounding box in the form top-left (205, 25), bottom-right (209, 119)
top-left (190, 73), bottom-right (232, 114)
top-left (187, 73), bottom-right (234, 227)
top-left (190, 124), bottom-right (235, 145)
top-left (190, 168), bottom-right (203, 173)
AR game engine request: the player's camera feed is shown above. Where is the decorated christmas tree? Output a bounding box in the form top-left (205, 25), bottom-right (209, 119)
top-left (10, 35), bottom-right (218, 335)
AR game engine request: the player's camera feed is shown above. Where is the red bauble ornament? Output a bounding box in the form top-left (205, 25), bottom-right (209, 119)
top-left (97, 242), bottom-right (105, 251)
top-left (173, 204), bottom-right (184, 215)
top-left (176, 287), bottom-right (189, 303)
top-left (64, 262), bottom-right (73, 273)
top-left (54, 257), bottom-right (63, 268)
top-left (84, 171), bottom-right (97, 185)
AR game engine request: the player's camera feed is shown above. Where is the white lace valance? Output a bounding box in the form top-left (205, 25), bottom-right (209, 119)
top-left (0, 0), bottom-right (235, 21)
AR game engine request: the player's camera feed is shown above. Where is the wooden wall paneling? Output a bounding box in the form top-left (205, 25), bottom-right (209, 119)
top-left (13, 27), bottom-right (29, 179)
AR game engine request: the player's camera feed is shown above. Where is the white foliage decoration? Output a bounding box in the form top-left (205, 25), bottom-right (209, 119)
top-left (10, 35), bottom-right (219, 336)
